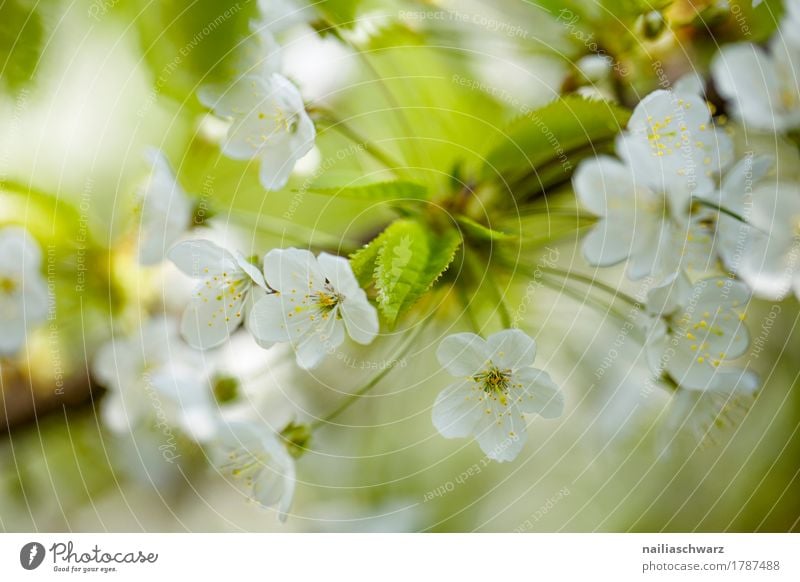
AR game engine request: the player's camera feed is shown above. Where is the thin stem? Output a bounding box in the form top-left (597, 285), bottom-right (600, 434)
top-left (464, 251), bottom-right (512, 329)
top-left (311, 109), bottom-right (406, 172)
top-left (536, 265), bottom-right (641, 308)
top-left (310, 320), bottom-right (429, 430)
top-left (693, 197), bottom-right (746, 223)
top-left (538, 273), bottom-right (635, 325)
top-left (227, 209), bottom-right (358, 252)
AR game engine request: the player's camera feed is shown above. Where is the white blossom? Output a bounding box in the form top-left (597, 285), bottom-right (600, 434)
top-left (712, 38), bottom-right (800, 133)
top-left (168, 240), bottom-right (270, 350)
top-left (213, 420), bottom-right (296, 521)
top-left (615, 89), bottom-right (733, 195)
top-left (92, 318), bottom-right (217, 442)
top-left (0, 227), bottom-right (48, 356)
top-left (198, 73), bottom-right (315, 191)
top-left (248, 248), bottom-right (379, 369)
top-left (573, 155), bottom-right (712, 281)
top-left (136, 149), bottom-right (193, 265)
top-left (721, 179), bottom-right (800, 300)
top-left (644, 276), bottom-right (754, 392)
top-left (432, 330), bottom-right (564, 462)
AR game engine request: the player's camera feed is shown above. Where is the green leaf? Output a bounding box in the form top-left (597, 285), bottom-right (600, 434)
top-left (0, 0), bottom-right (44, 94)
top-left (314, 0), bottom-right (363, 28)
top-left (308, 181), bottom-right (429, 202)
top-left (482, 96), bottom-right (630, 195)
top-left (455, 215), bottom-right (515, 242)
top-left (349, 236), bottom-right (384, 287)
top-left (352, 219), bottom-right (462, 326)
top-left (129, 0), bottom-right (260, 105)
top-left (375, 220), bottom-right (431, 326)
top-left (415, 228), bottom-right (462, 296)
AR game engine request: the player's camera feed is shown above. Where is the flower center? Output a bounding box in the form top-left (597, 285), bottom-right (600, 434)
top-left (314, 283), bottom-right (343, 315)
top-left (0, 276), bottom-right (17, 294)
top-left (475, 364), bottom-right (512, 394)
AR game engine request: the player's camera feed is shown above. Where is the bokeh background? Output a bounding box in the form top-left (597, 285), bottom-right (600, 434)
top-left (0, 0), bottom-right (798, 532)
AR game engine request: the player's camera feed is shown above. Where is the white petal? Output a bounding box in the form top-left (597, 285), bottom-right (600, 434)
top-left (244, 287), bottom-right (275, 349)
top-left (475, 400), bottom-right (527, 462)
top-left (431, 380), bottom-right (483, 438)
top-left (513, 368), bottom-right (564, 418)
top-left (485, 329), bottom-right (536, 370)
top-left (582, 217), bottom-right (635, 267)
top-left (235, 251), bottom-right (267, 289)
top-left (0, 226), bottom-right (42, 275)
top-left (294, 322), bottom-right (341, 369)
top-left (340, 296), bottom-right (379, 345)
top-left (712, 44), bottom-right (787, 131)
top-left (168, 240), bottom-right (239, 277)
top-left (258, 143), bottom-right (298, 191)
top-left (262, 247), bottom-right (322, 293)
top-left (317, 252), bottom-right (362, 296)
top-left (700, 369), bottom-right (760, 394)
top-left (436, 333), bottom-right (489, 376)
top-left (248, 292), bottom-right (298, 344)
top-left (573, 156), bottom-right (636, 216)
top-left (180, 287), bottom-right (249, 349)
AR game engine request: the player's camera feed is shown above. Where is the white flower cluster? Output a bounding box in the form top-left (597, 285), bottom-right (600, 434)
top-left (573, 80), bottom-right (766, 398)
top-left (198, 8), bottom-right (315, 192)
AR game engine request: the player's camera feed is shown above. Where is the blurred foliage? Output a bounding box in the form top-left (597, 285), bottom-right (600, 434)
top-left (0, 0), bottom-right (797, 533)
top-left (0, 0), bottom-right (44, 94)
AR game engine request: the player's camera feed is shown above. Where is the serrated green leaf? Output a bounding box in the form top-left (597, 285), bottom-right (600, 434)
top-left (349, 236), bottom-right (385, 287)
top-left (308, 181), bottom-right (429, 202)
top-left (354, 219), bottom-right (461, 326)
top-left (456, 215), bottom-right (515, 242)
top-left (482, 96), bottom-right (630, 194)
top-left (415, 228), bottom-right (462, 295)
top-left (0, 0), bottom-right (44, 94)
top-left (375, 220), bottom-right (431, 326)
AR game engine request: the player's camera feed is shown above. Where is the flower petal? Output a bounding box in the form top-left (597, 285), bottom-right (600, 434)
top-left (513, 367), bottom-right (565, 418)
top-left (262, 247), bottom-right (322, 293)
top-left (168, 240), bottom-right (239, 277)
top-left (474, 400), bottom-right (527, 462)
top-left (431, 380), bottom-right (483, 439)
top-left (485, 329), bottom-right (536, 370)
top-left (436, 333), bottom-right (489, 376)
top-left (340, 296), bottom-right (379, 345)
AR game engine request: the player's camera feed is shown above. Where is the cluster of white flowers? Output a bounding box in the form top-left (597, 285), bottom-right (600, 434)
top-left (573, 80), bottom-right (768, 396)
top-left (198, 4), bottom-right (315, 192)
top-left (91, 316), bottom-right (297, 518)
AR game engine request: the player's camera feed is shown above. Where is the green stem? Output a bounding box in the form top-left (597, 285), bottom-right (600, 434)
top-left (464, 252), bottom-right (512, 329)
top-left (537, 265), bottom-right (641, 308)
top-left (693, 197), bottom-right (746, 223)
top-left (538, 273), bottom-right (635, 326)
top-left (310, 320), bottom-right (429, 430)
top-left (227, 209), bottom-right (358, 252)
top-left (310, 109), bottom-right (406, 173)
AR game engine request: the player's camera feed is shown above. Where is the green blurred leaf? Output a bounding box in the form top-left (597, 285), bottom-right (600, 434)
top-left (456, 215), bottom-right (515, 243)
top-left (315, 0), bottom-right (364, 28)
top-left (482, 96), bottom-right (630, 199)
top-left (130, 0), bottom-right (260, 105)
top-left (0, 0), bottom-right (44, 93)
top-left (308, 180), bottom-right (429, 202)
